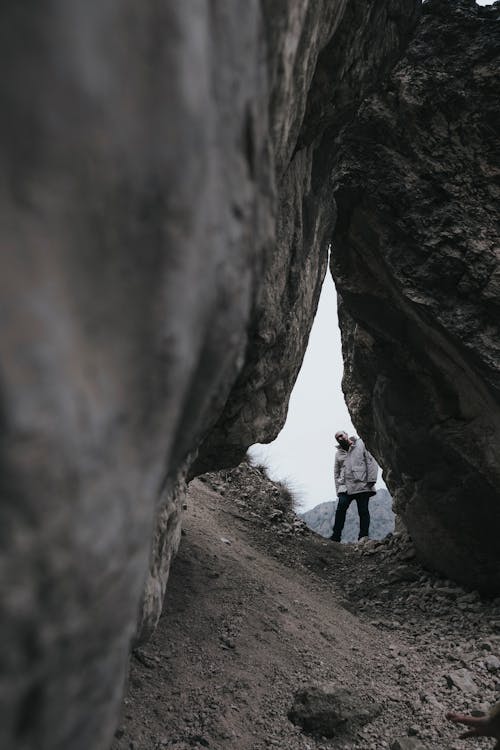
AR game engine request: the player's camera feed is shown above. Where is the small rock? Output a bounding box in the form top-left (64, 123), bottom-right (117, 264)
top-left (190, 735), bottom-right (210, 747)
top-left (388, 565), bottom-right (421, 583)
top-left (421, 692), bottom-right (444, 710)
top-left (132, 649), bottom-right (156, 669)
top-left (288, 684), bottom-right (381, 738)
top-left (433, 586), bottom-right (461, 598)
top-left (446, 668), bottom-right (479, 695)
top-left (458, 591), bottom-right (480, 604)
top-left (390, 739), bottom-right (427, 750)
top-left (485, 655), bottom-right (500, 673)
top-left (269, 509), bottom-right (284, 521)
top-left (400, 548), bottom-right (416, 561)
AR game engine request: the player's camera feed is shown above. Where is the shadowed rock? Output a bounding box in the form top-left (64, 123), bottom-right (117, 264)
top-left (0, 2), bottom-right (420, 749)
top-left (391, 739), bottom-right (428, 750)
top-left (289, 684), bottom-right (382, 737)
top-left (331, 0), bottom-right (500, 591)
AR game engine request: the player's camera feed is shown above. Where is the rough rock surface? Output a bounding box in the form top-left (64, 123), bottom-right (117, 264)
top-left (288, 684), bottom-right (382, 738)
top-left (111, 465), bottom-right (500, 750)
top-left (0, 3), bottom-right (420, 750)
top-left (135, 475), bottom-right (185, 645)
top-left (192, 0), bottom-right (421, 474)
top-left (0, 3), bottom-right (271, 748)
top-left (330, 0), bottom-right (500, 592)
top-left (391, 740), bottom-right (428, 750)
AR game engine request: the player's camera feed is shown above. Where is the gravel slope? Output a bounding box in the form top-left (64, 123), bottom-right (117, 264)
top-left (111, 464), bottom-right (500, 750)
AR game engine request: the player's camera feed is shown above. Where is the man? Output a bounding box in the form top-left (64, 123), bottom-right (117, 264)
top-left (330, 431), bottom-right (378, 542)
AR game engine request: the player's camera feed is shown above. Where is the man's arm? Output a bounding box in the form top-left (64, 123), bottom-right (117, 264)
top-left (334, 453), bottom-right (342, 494)
top-left (364, 446), bottom-right (378, 485)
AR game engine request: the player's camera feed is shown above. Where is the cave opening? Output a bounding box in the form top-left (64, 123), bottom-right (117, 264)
top-left (248, 269), bottom-right (392, 540)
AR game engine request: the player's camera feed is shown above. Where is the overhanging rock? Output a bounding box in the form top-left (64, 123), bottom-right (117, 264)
top-left (331, 0), bottom-right (500, 592)
top-left (0, 2), bottom-right (420, 749)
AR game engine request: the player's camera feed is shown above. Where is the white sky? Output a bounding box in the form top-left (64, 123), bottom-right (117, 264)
top-left (249, 271), bottom-right (387, 512)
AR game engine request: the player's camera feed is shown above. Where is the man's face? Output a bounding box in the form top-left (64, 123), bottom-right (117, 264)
top-left (336, 431), bottom-right (350, 449)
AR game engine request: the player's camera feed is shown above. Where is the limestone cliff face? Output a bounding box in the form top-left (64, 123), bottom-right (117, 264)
top-left (0, 3), bottom-right (420, 750)
top-left (331, 0), bottom-right (500, 592)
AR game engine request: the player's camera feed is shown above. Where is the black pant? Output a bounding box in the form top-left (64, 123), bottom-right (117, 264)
top-left (331, 492), bottom-right (370, 541)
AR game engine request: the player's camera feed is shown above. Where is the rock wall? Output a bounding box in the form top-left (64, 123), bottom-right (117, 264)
top-left (0, 3), bottom-right (273, 748)
top-left (330, 0), bottom-right (500, 592)
top-left (193, 0), bottom-right (421, 474)
top-left (0, 2), bottom-right (420, 750)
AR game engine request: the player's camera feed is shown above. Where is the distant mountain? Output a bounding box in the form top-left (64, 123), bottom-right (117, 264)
top-left (300, 489), bottom-right (394, 542)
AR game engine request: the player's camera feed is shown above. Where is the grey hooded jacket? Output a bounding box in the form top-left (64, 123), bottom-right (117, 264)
top-left (334, 437), bottom-right (378, 496)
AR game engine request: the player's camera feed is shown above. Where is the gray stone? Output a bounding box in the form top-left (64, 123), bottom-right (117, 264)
top-left (446, 669), bottom-right (480, 695)
top-left (391, 739), bottom-right (428, 750)
top-left (0, 3), bottom-right (421, 749)
top-left (288, 684), bottom-right (382, 738)
top-left (330, 0), bottom-right (500, 593)
top-left (485, 655), bottom-right (500, 673)
top-left (388, 565), bottom-right (421, 584)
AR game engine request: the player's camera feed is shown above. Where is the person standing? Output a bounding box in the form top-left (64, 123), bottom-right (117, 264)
top-left (330, 431), bottom-right (378, 542)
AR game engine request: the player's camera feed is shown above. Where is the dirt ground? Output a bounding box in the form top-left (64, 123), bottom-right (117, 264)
top-left (111, 464), bottom-right (500, 750)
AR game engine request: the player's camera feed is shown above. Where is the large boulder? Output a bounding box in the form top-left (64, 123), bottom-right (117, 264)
top-left (0, 3), bottom-right (275, 748)
top-left (331, 0), bottom-right (500, 591)
top-left (0, 2), bottom-right (420, 750)
top-left (289, 684), bottom-right (381, 738)
top-left (192, 0), bottom-right (421, 474)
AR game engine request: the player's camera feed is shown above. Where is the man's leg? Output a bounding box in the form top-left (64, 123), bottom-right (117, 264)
top-left (331, 492), bottom-right (351, 541)
top-left (355, 493), bottom-right (370, 539)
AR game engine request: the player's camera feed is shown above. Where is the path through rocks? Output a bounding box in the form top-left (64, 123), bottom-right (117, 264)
top-left (111, 464), bottom-right (500, 750)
